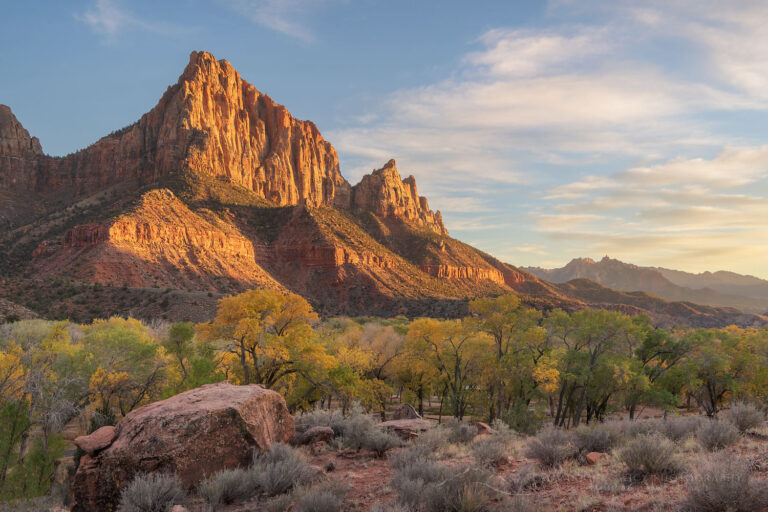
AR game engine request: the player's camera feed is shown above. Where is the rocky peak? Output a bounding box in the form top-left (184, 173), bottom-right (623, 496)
top-left (0, 51), bottom-right (352, 209)
top-left (352, 159), bottom-right (447, 236)
top-left (0, 105), bottom-right (42, 188)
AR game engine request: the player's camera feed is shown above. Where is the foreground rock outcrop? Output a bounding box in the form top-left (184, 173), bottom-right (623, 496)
top-left (71, 382), bottom-right (294, 512)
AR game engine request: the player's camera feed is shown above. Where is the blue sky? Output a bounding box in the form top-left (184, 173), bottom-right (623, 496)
top-left (3, 1), bottom-right (768, 278)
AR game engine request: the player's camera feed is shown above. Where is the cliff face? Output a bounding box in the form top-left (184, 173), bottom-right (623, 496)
top-left (0, 105), bottom-right (42, 189)
top-left (352, 159), bottom-right (447, 236)
top-left (0, 51), bottom-right (350, 208)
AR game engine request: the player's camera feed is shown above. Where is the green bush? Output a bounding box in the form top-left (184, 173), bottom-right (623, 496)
top-left (119, 473), bottom-right (185, 512)
top-left (503, 404), bottom-right (543, 435)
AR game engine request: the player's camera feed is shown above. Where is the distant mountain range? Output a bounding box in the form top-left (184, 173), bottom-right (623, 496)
top-left (1, 51), bottom-right (765, 328)
top-left (524, 256), bottom-right (768, 314)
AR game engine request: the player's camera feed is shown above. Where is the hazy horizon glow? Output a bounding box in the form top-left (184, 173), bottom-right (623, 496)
top-left (2, 1), bottom-right (768, 278)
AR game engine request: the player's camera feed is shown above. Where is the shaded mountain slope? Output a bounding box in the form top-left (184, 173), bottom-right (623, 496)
top-left (525, 256), bottom-right (768, 314)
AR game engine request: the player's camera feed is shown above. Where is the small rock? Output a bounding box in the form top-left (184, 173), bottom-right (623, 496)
top-left (379, 419), bottom-right (432, 440)
top-left (391, 403), bottom-right (421, 420)
top-left (170, 506), bottom-right (188, 512)
top-left (586, 452), bottom-right (605, 465)
top-left (74, 426), bottom-right (116, 455)
top-left (295, 426), bottom-right (335, 446)
top-left (475, 422), bottom-right (494, 436)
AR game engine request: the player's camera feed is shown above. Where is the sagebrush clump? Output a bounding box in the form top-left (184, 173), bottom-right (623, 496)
top-left (696, 419), bottom-right (739, 451)
top-left (294, 481), bottom-right (348, 512)
top-left (444, 418), bottom-right (478, 444)
top-left (660, 416), bottom-right (702, 442)
top-left (619, 434), bottom-right (682, 477)
top-left (119, 473), bottom-right (185, 512)
top-left (471, 433), bottom-right (512, 467)
top-left (682, 455), bottom-right (768, 512)
top-left (724, 402), bottom-right (765, 433)
top-left (253, 443), bottom-right (316, 496)
top-left (198, 467), bottom-right (258, 506)
top-left (524, 427), bottom-right (577, 468)
top-left (361, 429), bottom-right (402, 457)
top-left (575, 423), bottom-right (623, 453)
top-left (390, 449), bottom-right (496, 512)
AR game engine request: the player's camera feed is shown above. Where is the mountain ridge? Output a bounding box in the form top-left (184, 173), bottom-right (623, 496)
top-left (525, 256), bottom-right (768, 314)
top-left (2, 51), bottom-right (766, 328)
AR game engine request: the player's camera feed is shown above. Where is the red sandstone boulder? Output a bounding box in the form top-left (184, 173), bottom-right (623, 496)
top-left (71, 382), bottom-right (294, 512)
top-left (586, 452), bottom-right (606, 465)
top-left (296, 426), bottom-right (335, 446)
top-left (73, 425), bottom-right (116, 455)
top-left (391, 403), bottom-right (421, 420)
top-left (475, 422), bottom-right (495, 436)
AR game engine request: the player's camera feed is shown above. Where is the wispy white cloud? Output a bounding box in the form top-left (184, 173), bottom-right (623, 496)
top-left (330, 2), bottom-right (768, 276)
top-left (76, 0), bottom-right (189, 40)
top-left (220, 0), bottom-right (339, 42)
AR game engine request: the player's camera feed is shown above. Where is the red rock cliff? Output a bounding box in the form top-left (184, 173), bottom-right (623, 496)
top-left (352, 159), bottom-right (447, 235)
top-left (0, 51), bottom-right (351, 208)
top-left (0, 105), bottom-right (42, 189)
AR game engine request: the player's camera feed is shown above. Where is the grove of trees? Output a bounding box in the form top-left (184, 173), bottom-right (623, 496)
top-left (2, 289), bottom-right (768, 501)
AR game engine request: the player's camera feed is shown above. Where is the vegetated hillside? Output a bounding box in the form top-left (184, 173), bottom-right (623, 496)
top-left (526, 256), bottom-right (768, 314)
top-left (1, 51), bottom-right (766, 327)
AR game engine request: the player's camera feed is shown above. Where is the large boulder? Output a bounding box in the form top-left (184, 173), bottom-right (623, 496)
top-left (391, 403), bottom-right (421, 420)
top-left (71, 382), bottom-right (294, 512)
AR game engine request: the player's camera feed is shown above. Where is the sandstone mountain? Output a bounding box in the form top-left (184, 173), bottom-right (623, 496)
top-left (1, 51), bottom-right (765, 328)
top-left (525, 256), bottom-right (768, 315)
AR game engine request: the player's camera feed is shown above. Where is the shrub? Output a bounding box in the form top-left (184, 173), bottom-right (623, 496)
top-left (681, 455), bottom-right (768, 512)
top-left (198, 467), bottom-right (257, 506)
top-left (253, 443), bottom-right (316, 496)
top-left (470, 434), bottom-right (511, 467)
top-left (339, 410), bottom-right (378, 450)
top-left (444, 418), bottom-right (477, 444)
top-left (524, 427), bottom-right (577, 468)
top-left (697, 419), bottom-right (739, 451)
top-left (617, 419), bottom-right (661, 438)
top-left (264, 494), bottom-right (293, 512)
top-left (119, 473), bottom-right (185, 512)
top-left (507, 464), bottom-right (548, 494)
top-left (503, 403), bottom-right (543, 435)
top-left (724, 402), bottom-right (765, 433)
top-left (361, 429), bottom-right (401, 457)
top-left (575, 423), bottom-right (623, 453)
top-left (294, 481), bottom-right (348, 512)
top-left (660, 416), bottom-right (702, 442)
top-left (295, 407), bottom-right (345, 437)
top-left (619, 434), bottom-right (682, 477)
top-left (423, 466), bottom-right (495, 512)
top-left (414, 425), bottom-right (450, 453)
